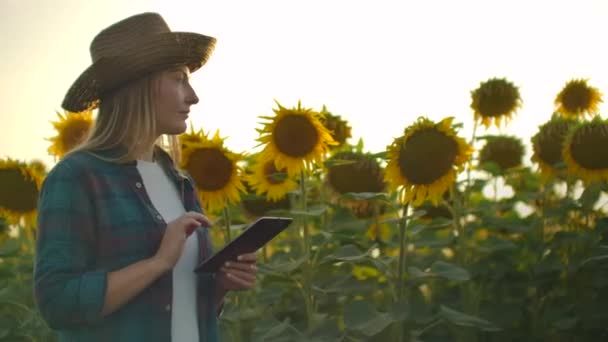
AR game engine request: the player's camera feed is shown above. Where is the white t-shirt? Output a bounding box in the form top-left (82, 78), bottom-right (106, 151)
top-left (137, 159), bottom-right (199, 342)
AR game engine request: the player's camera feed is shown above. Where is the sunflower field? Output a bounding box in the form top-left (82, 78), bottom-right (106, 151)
top-left (1, 78), bottom-right (608, 341)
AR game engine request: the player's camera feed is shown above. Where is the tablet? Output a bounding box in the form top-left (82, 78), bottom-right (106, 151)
top-left (194, 216), bottom-right (293, 273)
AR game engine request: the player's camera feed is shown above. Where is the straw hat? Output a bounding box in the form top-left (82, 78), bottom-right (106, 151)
top-left (62, 12), bottom-right (216, 112)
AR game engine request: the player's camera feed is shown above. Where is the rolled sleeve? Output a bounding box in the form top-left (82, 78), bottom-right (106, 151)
top-left (33, 161), bottom-right (107, 329)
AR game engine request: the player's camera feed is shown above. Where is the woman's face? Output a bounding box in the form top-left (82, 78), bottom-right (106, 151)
top-left (155, 65), bottom-right (199, 135)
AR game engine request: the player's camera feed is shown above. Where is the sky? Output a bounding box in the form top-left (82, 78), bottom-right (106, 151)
top-left (1, 0), bottom-right (607, 169)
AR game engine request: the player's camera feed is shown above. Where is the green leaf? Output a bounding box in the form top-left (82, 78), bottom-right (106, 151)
top-left (341, 192), bottom-right (390, 202)
top-left (252, 319), bottom-right (302, 342)
top-left (322, 245), bottom-right (370, 263)
top-left (439, 305), bottom-right (501, 332)
top-left (552, 317), bottom-right (578, 331)
top-left (260, 257), bottom-right (306, 274)
top-left (578, 183), bottom-right (602, 210)
top-left (408, 261), bottom-right (470, 282)
top-left (343, 301), bottom-right (396, 337)
top-left (283, 206), bottom-right (328, 217)
top-left (474, 236), bottom-right (517, 254)
top-left (0, 239), bottom-right (19, 257)
top-left (581, 254), bottom-right (608, 267)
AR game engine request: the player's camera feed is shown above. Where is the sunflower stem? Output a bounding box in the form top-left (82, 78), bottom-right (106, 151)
top-left (222, 206), bottom-right (232, 244)
top-left (396, 203), bottom-right (410, 342)
top-left (463, 120), bottom-right (478, 210)
top-left (300, 170), bottom-right (314, 332)
top-left (452, 186), bottom-right (479, 342)
top-left (397, 203), bottom-right (410, 301)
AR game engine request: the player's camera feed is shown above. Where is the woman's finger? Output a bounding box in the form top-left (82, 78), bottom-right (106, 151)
top-left (224, 261), bottom-right (257, 272)
top-left (185, 211), bottom-right (213, 227)
top-left (236, 253), bottom-right (257, 262)
top-left (222, 268), bottom-right (256, 283)
top-left (226, 272), bottom-right (255, 288)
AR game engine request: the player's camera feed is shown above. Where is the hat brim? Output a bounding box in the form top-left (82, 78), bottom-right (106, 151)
top-left (62, 32), bottom-right (216, 112)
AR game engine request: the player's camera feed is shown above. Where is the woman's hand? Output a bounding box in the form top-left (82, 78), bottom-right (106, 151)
top-left (154, 211), bottom-right (212, 272)
top-left (217, 253), bottom-right (258, 291)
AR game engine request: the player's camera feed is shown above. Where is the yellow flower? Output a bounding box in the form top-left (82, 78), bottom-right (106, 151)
top-left (562, 117), bottom-right (608, 184)
top-left (240, 190), bottom-right (291, 220)
top-left (326, 151), bottom-right (387, 218)
top-left (319, 105), bottom-right (352, 148)
top-left (245, 157), bottom-right (298, 202)
top-left (47, 110), bottom-right (93, 158)
top-left (0, 159), bottom-right (43, 225)
top-left (365, 223), bottom-right (391, 241)
top-left (478, 135), bottom-right (525, 172)
top-left (179, 130), bottom-right (246, 213)
top-left (385, 117), bottom-right (473, 206)
top-left (256, 100), bottom-right (336, 177)
top-left (327, 151), bottom-right (386, 194)
top-left (178, 124), bottom-right (205, 151)
top-left (471, 78), bottom-right (522, 128)
top-left (531, 116), bottom-right (578, 179)
top-left (555, 79), bottom-right (603, 119)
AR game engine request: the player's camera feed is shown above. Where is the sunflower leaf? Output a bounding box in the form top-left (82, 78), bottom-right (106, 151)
top-left (408, 261), bottom-right (470, 282)
top-left (283, 206), bottom-right (328, 217)
top-left (578, 183), bottom-right (602, 210)
top-left (0, 239), bottom-right (19, 257)
top-left (322, 244), bottom-right (370, 263)
top-left (439, 305), bottom-right (501, 331)
top-left (341, 192), bottom-right (390, 202)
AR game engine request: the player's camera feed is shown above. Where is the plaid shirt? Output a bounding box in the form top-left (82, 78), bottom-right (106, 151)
top-left (34, 146), bottom-right (220, 342)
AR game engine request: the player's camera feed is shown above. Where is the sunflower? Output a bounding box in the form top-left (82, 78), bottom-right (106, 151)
top-left (240, 182), bottom-right (292, 219)
top-left (531, 115), bottom-right (578, 179)
top-left (179, 130), bottom-right (246, 213)
top-left (327, 151), bottom-right (386, 194)
top-left (562, 117), bottom-right (608, 184)
top-left (414, 187), bottom-right (456, 221)
top-left (478, 135), bottom-right (525, 172)
top-left (326, 151), bottom-right (387, 218)
top-left (178, 124), bottom-right (205, 151)
top-left (471, 78), bottom-right (522, 128)
top-left (0, 159), bottom-right (43, 225)
top-left (47, 110), bottom-right (93, 158)
top-left (245, 157), bottom-right (298, 202)
top-left (257, 100), bottom-right (336, 177)
top-left (385, 117), bottom-right (473, 206)
top-left (555, 79), bottom-right (602, 119)
top-left (0, 216), bottom-right (9, 242)
top-left (365, 223), bottom-right (391, 242)
top-left (319, 105), bottom-right (352, 148)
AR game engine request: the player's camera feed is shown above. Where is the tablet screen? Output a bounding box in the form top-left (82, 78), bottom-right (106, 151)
top-left (194, 216), bottom-right (293, 273)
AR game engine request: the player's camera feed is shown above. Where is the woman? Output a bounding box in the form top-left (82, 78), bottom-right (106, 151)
top-left (34, 12), bottom-right (257, 342)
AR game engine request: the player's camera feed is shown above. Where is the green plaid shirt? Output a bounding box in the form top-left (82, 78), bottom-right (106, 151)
top-left (34, 146), bottom-right (220, 342)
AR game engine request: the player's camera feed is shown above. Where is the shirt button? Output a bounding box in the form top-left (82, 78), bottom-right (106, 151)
top-left (165, 304), bottom-right (171, 311)
top-left (135, 182), bottom-right (142, 188)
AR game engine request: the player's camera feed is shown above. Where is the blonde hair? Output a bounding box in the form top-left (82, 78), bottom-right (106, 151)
top-left (67, 71), bottom-right (181, 164)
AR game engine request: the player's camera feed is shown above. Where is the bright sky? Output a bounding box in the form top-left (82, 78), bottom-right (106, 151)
top-left (1, 0), bottom-right (607, 169)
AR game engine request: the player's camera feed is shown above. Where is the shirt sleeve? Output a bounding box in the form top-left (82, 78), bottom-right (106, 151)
top-left (33, 161), bottom-right (108, 329)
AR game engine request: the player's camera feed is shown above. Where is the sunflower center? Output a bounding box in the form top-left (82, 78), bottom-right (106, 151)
top-left (399, 129), bottom-right (458, 185)
top-left (562, 85), bottom-right (592, 113)
top-left (473, 80), bottom-right (520, 117)
top-left (0, 167), bottom-right (38, 213)
top-left (536, 122), bottom-right (572, 166)
top-left (61, 120), bottom-right (91, 151)
top-left (273, 115), bottom-right (319, 157)
top-left (479, 137), bottom-right (523, 170)
top-left (186, 148), bottom-right (233, 191)
top-left (328, 153), bottom-right (385, 194)
top-left (569, 124), bottom-right (608, 170)
top-left (242, 196), bottom-right (290, 217)
top-left (263, 162), bottom-right (287, 185)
